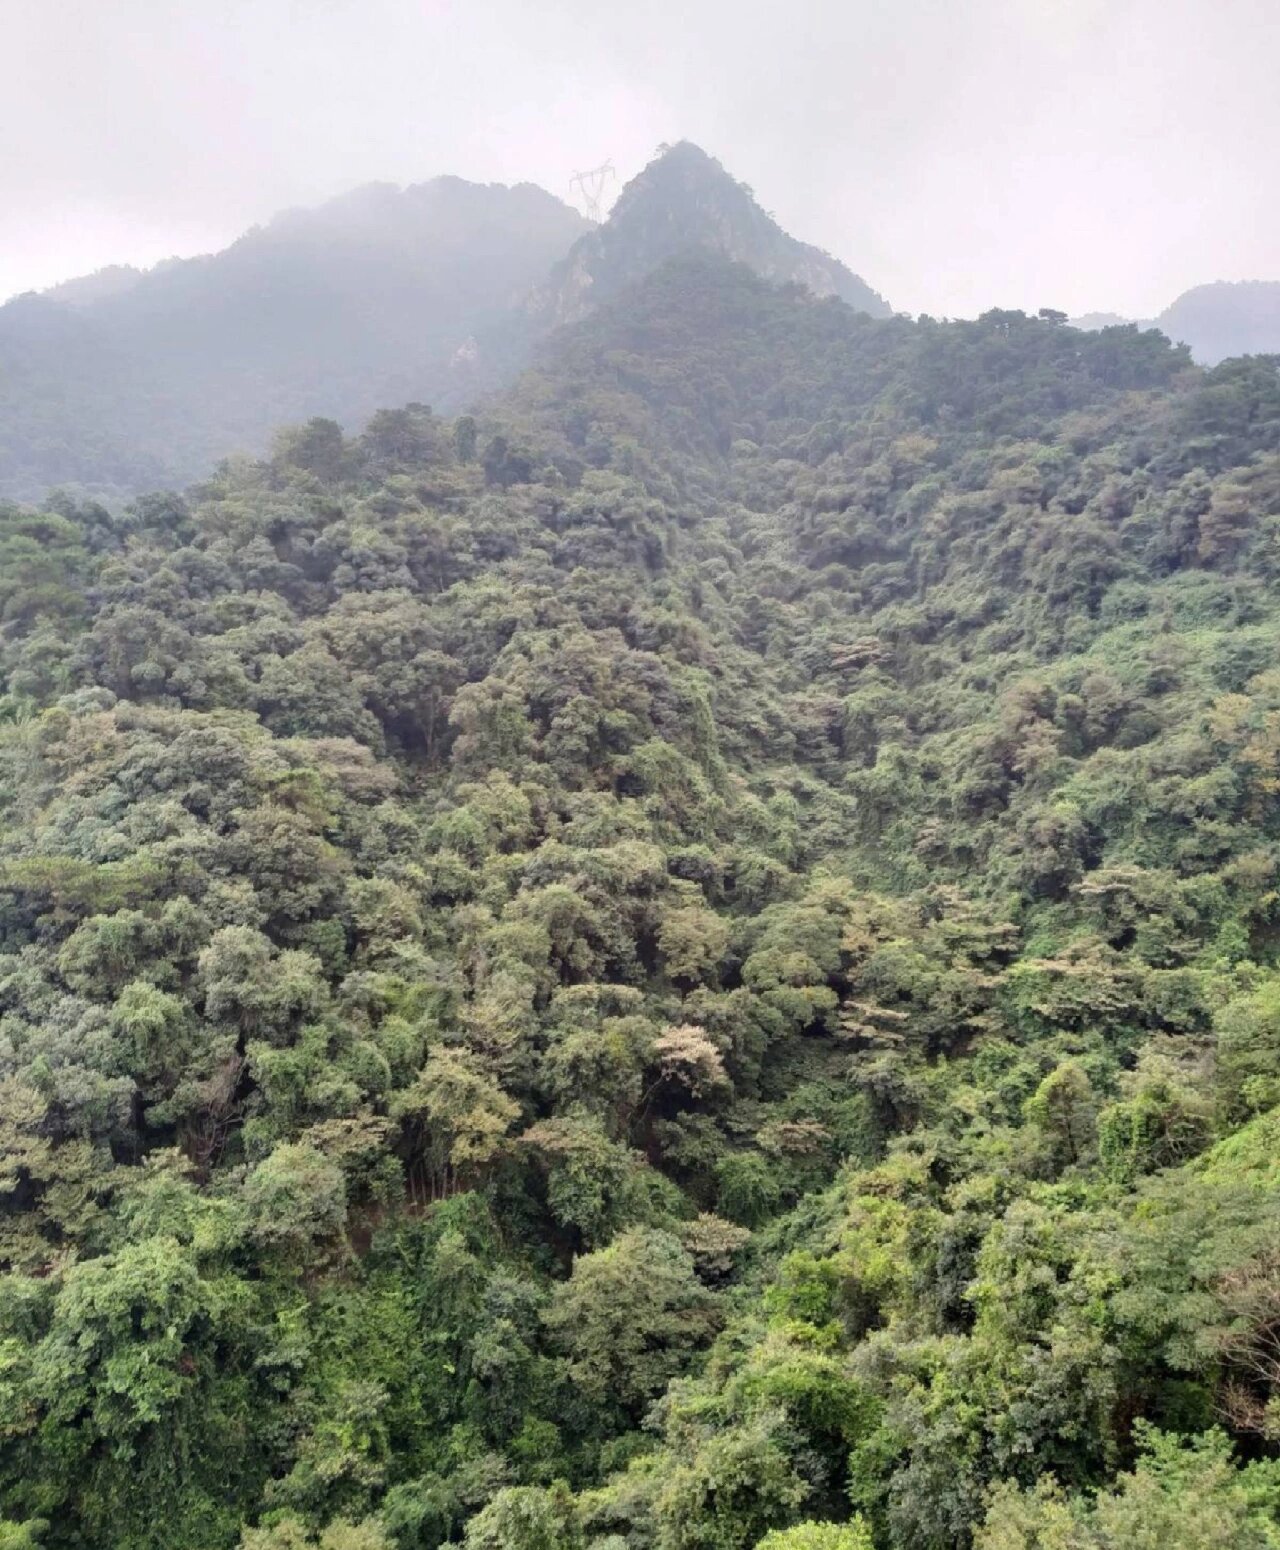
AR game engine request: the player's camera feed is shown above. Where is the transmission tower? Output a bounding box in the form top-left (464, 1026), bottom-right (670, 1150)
top-left (569, 160), bottom-right (616, 224)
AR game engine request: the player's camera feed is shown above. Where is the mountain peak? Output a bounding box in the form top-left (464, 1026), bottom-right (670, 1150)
top-left (0, 177), bottom-right (590, 499)
top-left (533, 142), bottom-right (891, 324)
top-left (1072, 278), bottom-right (1280, 365)
top-left (1156, 280), bottom-right (1280, 365)
top-left (616, 138), bottom-right (735, 190)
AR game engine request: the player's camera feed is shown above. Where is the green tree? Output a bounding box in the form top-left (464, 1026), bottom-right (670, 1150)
top-left (754, 1522), bottom-right (872, 1550)
top-left (545, 1228), bottom-right (721, 1416)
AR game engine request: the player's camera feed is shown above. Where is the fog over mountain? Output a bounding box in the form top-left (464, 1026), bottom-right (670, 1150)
top-left (0, 175), bottom-right (588, 500)
top-left (4, 121), bottom-right (1276, 510)
top-left (0, 143), bottom-right (893, 501)
top-left (1072, 281), bottom-right (1280, 366)
top-left (6, 0), bottom-right (1279, 319)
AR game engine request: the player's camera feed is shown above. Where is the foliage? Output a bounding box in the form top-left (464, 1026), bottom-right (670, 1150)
top-left (1, 234), bottom-right (1280, 1549)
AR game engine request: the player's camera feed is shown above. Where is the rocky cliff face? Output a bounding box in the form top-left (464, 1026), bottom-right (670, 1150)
top-left (531, 141), bottom-right (891, 325)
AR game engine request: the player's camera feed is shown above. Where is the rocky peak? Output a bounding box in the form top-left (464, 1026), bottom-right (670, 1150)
top-left (532, 141), bottom-right (891, 324)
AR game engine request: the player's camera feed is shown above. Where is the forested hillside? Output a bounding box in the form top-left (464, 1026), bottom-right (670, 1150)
top-left (0, 177), bottom-right (587, 502)
top-left (0, 143), bottom-right (889, 508)
top-left (2, 250), bottom-right (1280, 1550)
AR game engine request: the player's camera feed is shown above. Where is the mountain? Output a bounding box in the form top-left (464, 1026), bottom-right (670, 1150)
top-left (6, 239), bottom-right (1280, 1546)
top-left (1072, 280), bottom-right (1280, 364)
top-left (0, 144), bottom-right (894, 504)
top-left (1069, 309), bottom-right (1131, 331)
top-left (1154, 279), bottom-right (1280, 364)
top-left (532, 140), bottom-right (892, 324)
top-left (44, 264), bottom-right (150, 306)
top-left (0, 176), bottom-right (588, 500)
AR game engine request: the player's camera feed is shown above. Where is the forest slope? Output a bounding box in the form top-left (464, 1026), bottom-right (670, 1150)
top-left (0, 257), bottom-right (1279, 1550)
top-left (0, 144), bottom-right (890, 506)
top-left (0, 176), bottom-right (587, 501)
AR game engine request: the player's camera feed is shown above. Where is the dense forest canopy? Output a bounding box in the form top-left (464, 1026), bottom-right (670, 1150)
top-left (3, 237), bottom-right (1280, 1550)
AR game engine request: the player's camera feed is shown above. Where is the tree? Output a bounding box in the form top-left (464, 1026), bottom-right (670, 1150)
top-left (240, 1518), bottom-right (392, 1550)
top-left (518, 1116), bottom-right (638, 1246)
top-left (14, 1235), bottom-right (261, 1548)
top-left (243, 1142), bottom-right (348, 1263)
top-left (464, 1485), bottom-right (581, 1550)
top-left (198, 927), bottom-right (328, 1042)
top-left (392, 1047), bottom-right (519, 1202)
top-left (654, 1413), bottom-right (813, 1550)
top-left (754, 1523), bottom-right (872, 1550)
top-left (658, 901), bottom-right (730, 987)
top-left (545, 1228), bottom-right (722, 1415)
top-left (1215, 983), bottom-right (1280, 1122)
top-left (976, 1427), bottom-right (1280, 1550)
top-left (1024, 1061), bottom-right (1098, 1172)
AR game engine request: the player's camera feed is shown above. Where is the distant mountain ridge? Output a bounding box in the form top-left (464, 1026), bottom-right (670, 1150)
top-left (0, 144), bottom-right (895, 502)
top-left (42, 264), bottom-right (152, 307)
top-left (1154, 281), bottom-right (1280, 365)
top-left (1072, 280), bottom-right (1280, 365)
top-left (0, 176), bottom-right (589, 500)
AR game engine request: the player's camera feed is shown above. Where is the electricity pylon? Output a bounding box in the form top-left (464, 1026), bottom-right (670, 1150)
top-left (569, 160), bottom-right (616, 224)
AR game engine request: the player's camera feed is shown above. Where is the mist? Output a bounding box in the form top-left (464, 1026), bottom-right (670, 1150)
top-left (3, 0), bottom-right (1279, 318)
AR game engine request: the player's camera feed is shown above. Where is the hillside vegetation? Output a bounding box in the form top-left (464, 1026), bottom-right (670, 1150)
top-left (0, 177), bottom-right (587, 502)
top-left (0, 144), bottom-right (889, 507)
top-left (2, 254), bottom-right (1280, 1550)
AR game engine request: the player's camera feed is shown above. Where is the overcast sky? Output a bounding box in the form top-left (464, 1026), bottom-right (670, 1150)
top-left (3, 0), bottom-right (1277, 318)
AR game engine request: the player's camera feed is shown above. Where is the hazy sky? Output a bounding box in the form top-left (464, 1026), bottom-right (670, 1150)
top-left (3, 0), bottom-right (1278, 318)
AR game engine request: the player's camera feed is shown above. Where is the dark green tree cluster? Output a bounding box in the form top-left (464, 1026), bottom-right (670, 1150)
top-left (1, 254), bottom-right (1280, 1549)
